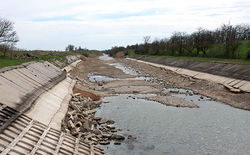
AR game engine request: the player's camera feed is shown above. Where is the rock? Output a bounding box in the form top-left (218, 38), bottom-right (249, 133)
top-left (107, 125), bottom-right (115, 129)
top-left (127, 135), bottom-right (136, 140)
top-left (114, 141), bottom-right (121, 145)
top-left (110, 129), bottom-right (117, 133)
top-left (99, 120), bottom-right (108, 124)
top-left (99, 140), bottom-right (110, 145)
top-left (112, 134), bottom-right (125, 140)
top-left (92, 129), bottom-right (102, 135)
top-left (106, 120), bottom-right (115, 124)
top-left (73, 93), bottom-right (81, 97)
top-left (68, 120), bottom-right (75, 129)
top-left (102, 133), bottom-right (112, 139)
top-left (93, 117), bottom-right (102, 121)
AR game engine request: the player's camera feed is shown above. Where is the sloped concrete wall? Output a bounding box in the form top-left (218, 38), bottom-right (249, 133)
top-left (0, 61), bottom-right (66, 112)
top-left (131, 56), bottom-right (250, 81)
top-left (128, 58), bottom-right (250, 93)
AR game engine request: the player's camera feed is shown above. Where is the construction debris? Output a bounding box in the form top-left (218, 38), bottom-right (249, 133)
top-left (62, 93), bottom-right (127, 146)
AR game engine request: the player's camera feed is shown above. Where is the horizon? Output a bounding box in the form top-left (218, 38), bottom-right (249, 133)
top-left (1, 0), bottom-right (250, 51)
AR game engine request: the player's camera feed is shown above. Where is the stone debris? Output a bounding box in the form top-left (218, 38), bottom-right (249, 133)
top-left (62, 93), bottom-right (127, 145)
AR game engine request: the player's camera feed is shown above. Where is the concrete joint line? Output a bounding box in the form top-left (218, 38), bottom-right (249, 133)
top-left (54, 132), bottom-right (65, 154)
top-left (29, 126), bottom-right (51, 155)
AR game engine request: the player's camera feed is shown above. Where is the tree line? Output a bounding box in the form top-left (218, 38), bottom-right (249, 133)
top-left (107, 23), bottom-right (250, 59)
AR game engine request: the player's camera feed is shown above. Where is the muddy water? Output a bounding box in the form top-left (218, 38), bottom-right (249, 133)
top-left (96, 55), bottom-right (250, 155)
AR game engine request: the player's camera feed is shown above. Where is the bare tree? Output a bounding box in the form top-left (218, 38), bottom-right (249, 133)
top-left (0, 18), bottom-right (19, 46)
top-left (143, 36), bottom-right (151, 45)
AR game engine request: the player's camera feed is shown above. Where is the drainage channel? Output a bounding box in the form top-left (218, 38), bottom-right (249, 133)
top-left (95, 55), bottom-right (250, 155)
top-left (0, 105), bottom-right (103, 155)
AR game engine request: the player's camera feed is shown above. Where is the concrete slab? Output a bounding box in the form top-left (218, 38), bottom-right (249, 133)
top-left (0, 77), bottom-right (23, 108)
top-left (176, 69), bottom-right (200, 77)
top-left (12, 70), bottom-right (41, 88)
top-left (26, 65), bottom-right (52, 82)
top-left (239, 82), bottom-right (250, 93)
top-left (5, 70), bottom-right (38, 90)
top-left (17, 68), bottom-right (48, 84)
top-left (233, 80), bottom-right (248, 88)
top-left (228, 80), bottom-right (242, 87)
top-left (25, 77), bottom-right (75, 126)
top-left (49, 79), bottom-right (76, 130)
top-left (63, 60), bottom-right (81, 72)
top-left (29, 62), bottom-right (58, 79)
top-left (0, 72), bottom-right (30, 93)
top-left (0, 61), bottom-right (65, 111)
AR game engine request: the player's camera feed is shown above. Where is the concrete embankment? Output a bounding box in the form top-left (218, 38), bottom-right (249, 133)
top-left (130, 56), bottom-right (250, 81)
top-left (0, 59), bottom-right (104, 154)
top-left (128, 56), bottom-right (250, 93)
top-left (0, 62), bottom-right (65, 111)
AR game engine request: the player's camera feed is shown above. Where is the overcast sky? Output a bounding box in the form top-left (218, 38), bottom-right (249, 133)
top-left (1, 0), bottom-right (249, 50)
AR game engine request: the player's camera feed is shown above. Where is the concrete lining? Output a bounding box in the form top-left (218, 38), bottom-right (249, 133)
top-left (63, 60), bottom-right (81, 72)
top-left (131, 56), bottom-right (250, 81)
top-left (25, 77), bottom-right (75, 127)
top-left (128, 58), bottom-right (250, 93)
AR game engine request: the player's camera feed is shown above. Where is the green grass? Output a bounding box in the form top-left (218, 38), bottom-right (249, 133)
top-left (0, 55), bottom-right (34, 69)
top-left (0, 53), bottom-right (72, 69)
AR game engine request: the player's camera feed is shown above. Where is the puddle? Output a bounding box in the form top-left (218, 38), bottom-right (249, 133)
top-left (97, 93), bottom-right (250, 155)
top-left (111, 86), bottom-right (151, 90)
top-left (109, 63), bottom-right (140, 76)
top-left (88, 73), bottom-right (154, 83)
top-left (88, 73), bottom-right (117, 82)
top-left (99, 54), bottom-right (114, 61)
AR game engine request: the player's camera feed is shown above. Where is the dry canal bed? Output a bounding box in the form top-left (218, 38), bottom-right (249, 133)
top-left (71, 54), bottom-right (250, 155)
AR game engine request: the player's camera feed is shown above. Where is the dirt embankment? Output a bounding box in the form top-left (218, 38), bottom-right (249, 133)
top-left (130, 55), bottom-right (250, 81)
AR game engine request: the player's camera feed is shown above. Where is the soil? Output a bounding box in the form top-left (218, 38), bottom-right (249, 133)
top-left (145, 95), bottom-right (199, 108)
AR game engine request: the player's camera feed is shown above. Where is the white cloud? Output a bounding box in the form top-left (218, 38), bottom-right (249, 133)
top-left (0, 0), bottom-right (249, 50)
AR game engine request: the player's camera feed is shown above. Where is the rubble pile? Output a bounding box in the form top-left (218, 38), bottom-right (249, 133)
top-left (62, 93), bottom-right (126, 145)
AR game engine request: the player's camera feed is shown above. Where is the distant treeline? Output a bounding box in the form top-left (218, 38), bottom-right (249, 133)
top-left (65, 44), bottom-right (100, 57)
top-left (106, 23), bottom-right (250, 59)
